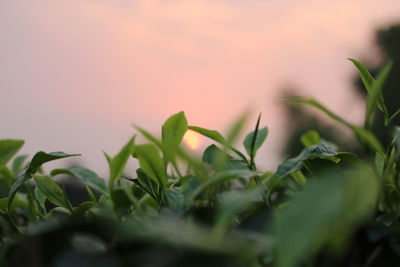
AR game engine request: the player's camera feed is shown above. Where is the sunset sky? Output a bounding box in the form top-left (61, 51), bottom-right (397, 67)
top-left (1, 0), bottom-right (400, 175)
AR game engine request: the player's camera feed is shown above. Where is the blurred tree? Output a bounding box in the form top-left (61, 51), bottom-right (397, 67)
top-left (281, 89), bottom-right (357, 157)
top-left (354, 24), bottom-right (400, 148)
top-left (282, 23), bottom-right (400, 157)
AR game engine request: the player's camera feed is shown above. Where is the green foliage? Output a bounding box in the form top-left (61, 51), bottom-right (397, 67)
top-left (136, 144), bottom-right (167, 186)
top-left (7, 151), bottom-right (79, 212)
top-left (0, 139), bottom-right (24, 168)
top-left (33, 175), bottom-right (72, 212)
top-left (2, 59), bottom-right (400, 267)
top-left (162, 111), bottom-right (188, 148)
top-left (51, 167), bottom-right (107, 194)
top-left (105, 137), bottom-right (135, 189)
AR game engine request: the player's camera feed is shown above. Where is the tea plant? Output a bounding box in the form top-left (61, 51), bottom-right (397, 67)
top-left (1, 59), bottom-right (400, 267)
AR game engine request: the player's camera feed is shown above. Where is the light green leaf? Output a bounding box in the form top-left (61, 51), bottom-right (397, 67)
top-left (162, 111), bottom-right (188, 148)
top-left (300, 130), bottom-right (320, 147)
top-left (189, 125), bottom-right (248, 162)
top-left (366, 61), bottom-right (392, 127)
top-left (188, 126), bottom-right (227, 145)
top-left (225, 112), bottom-right (249, 146)
top-left (136, 144), bottom-right (166, 186)
top-left (133, 125), bottom-right (162, 149)
top-left (106, 137), bottom-right (135, 188)
top-left (202, 144), bottom-right (229, 170)
top-left (0, 139), bottom-right (24, 168)
top-left (11, 154), bottom-right (28, 177)
top-left (243, 127), bottom-right (268, 158)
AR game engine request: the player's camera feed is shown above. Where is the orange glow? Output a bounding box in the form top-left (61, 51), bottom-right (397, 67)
top-left (183, 130), bottom-right (202, 150)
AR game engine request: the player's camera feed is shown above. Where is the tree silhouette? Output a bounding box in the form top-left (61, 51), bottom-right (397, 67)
top-left (282, 23), bottom-right (400, 157)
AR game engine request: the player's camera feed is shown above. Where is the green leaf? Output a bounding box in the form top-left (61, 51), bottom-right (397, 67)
top-left (106, 137), bottom-right (135, 188)
top-left (188, 126), bottom-right (227, 145)
top-left (11, 154), bottom-right (28, 177)
top-left (33, 175), bottom-right (71, 210)
top-left (243, 126), bottom-right (268, 158)
top-left (111, 187), bottom-right (133, 216)
top-left (291, 170), bottom-right (306, 186)
top-left (133, 125), bottom-right (162, 149)
top-left (185, 169), bottom-right (258, 208)
top-left (274, 143), bottom-right (338, 179)
top-left (162, 111), bottom-right (188, 148)
top-left (75, 201), bottom-right (95, 216)
top-left (0, 197), bottom-right (28, 213)
top-left (85, 185), bottom-right (97, 203)
top-left (51, 167), bottom-right (107, 194)
top-left (7, 151), bottom-right (79, 212)
top-left (348, 58), bottom-right (375, 93)
top-left (389, 107), bottom-right (400, 124)
top-left (348, 58), bottom-right (389, 121)
top-left (351, 126), bottom-right (384, 154)
top-left (135, 144), bottom-right (166, 186)
top-left (225, 111), bottom-right (249, 145)
top-left (34, 187), bottom-right (47, 212)
top-left (0, 139), bottom-right (24, 168)
top-left (287, 97), bottom-right (384, 154)
top-left (202, 145), bottom-right (229, 170)
top-left (0, 167), bottom-right (14, 188)
top-left (189, 125), bottom-right (248, 163)
top-left (164, 187), bottom-right (185, 210)
top-left (216, 189), bottom-right (261, 229)
top-left (366, 61), bottom-right (392, 127)
top-left (133, 168), bottom-right (161, 203)
top-left (300, 130), bottom-right (320, 147)
top-left (275, 166), bottom-right (379, 267)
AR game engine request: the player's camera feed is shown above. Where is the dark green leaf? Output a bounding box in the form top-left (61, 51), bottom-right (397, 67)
top-left (274, 143), bottom-right (338, 179)
top-left (33, 175), bottom-right (71, 210)
top-left (275, 166), bottom-right (379, 267)
top-left (34, 187), bottom-right (47, 212)
top-left (111, 188), bottom-right (133, 216)
top-left (51, 167), bottom-right (107, 194)
top-left (349, 58), bottom-right (389, 124)
top-left (185, 169), bottom-right (257, 208)
top-left (133, 168), bottom-right (160, 203)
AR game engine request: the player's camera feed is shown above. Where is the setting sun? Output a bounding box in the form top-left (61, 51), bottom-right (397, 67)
top-left (183, 129), bottom-right (202, 150)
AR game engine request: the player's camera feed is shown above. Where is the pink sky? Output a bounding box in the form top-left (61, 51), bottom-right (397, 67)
top-left (1, 0), bottom-right (400, 174)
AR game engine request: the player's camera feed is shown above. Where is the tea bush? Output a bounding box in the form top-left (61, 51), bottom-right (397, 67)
top-left (1, 59), bottom-right (400, 267)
